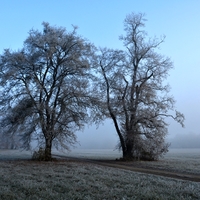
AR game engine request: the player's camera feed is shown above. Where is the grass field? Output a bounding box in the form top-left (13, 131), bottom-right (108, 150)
top-left (0, 149), bottom-right (200, 200)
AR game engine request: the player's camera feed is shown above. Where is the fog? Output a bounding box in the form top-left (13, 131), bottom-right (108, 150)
top-left (168, 133), bottom-right (200, 149)
top-left (76, 129), bottom-right (200, 150)
top-left (74, 122), bottom-right (200, 150)
top-left (75, 120), bottom-right (119, 150)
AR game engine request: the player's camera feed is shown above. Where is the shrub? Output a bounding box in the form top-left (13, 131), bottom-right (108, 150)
top-left (32, 148), bottom-right (46, 161)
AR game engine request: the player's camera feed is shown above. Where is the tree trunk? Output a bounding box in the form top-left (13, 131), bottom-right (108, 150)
top-left (122, 142), bottom-right (134, 160)
top-left (44, 138), bottom-right (52, 161)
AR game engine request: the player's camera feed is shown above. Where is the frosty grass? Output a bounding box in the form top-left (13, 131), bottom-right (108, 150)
top-left (0, 149), bottom-right (200, 199)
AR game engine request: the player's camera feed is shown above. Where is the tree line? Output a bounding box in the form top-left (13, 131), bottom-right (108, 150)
top-left (0, 13), bottom-right (184, 161)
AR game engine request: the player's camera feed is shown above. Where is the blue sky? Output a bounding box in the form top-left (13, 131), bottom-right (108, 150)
top-left (1, 1), bottom-right (200, 148)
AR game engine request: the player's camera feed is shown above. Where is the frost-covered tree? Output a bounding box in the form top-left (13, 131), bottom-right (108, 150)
top-left (0, 22), bottom-right (93, 160)
top-left (94, 13), bottom-right (184, 160)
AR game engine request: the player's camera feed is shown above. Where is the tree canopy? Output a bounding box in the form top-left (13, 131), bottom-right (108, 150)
top-left (93, 13), bottom-right (184, 160)
top-left (0, 22), bottom-right (94, 160)
top-left (0, 13), bottom-right (185, 161)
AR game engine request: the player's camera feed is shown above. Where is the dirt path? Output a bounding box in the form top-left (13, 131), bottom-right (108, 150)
top-left (53, 154), bottom-right (200, 182)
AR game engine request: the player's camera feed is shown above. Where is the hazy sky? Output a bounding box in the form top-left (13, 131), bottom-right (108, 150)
top-left (1, 1), bottom-right (200, 148)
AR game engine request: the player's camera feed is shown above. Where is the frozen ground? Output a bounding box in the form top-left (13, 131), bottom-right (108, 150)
top-left (57, 147), bottom-right (200, 160)
top-left (1, 148), bottom-right (199, 160)
top-left (0, 148), bottom-right (200, 199)
top-left (1, 148), bottom-right (200, 174)
top-left (56, 148), bottom-right (200, 174)
top-left (0, 159), bottom-right (200, 199)
top-left (0, 149), bottom-right (32, 160)
top-left (0, 148), bottom-right (121, 160)
top-left (57, 148), bottom-right (122, 160)
top-left (137, 148), bottom-right (200, 175)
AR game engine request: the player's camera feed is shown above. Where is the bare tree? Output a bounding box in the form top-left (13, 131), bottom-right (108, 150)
top-left (94, 13), bottom-right (184, 160)
top-left (0, 22), bottom-right (93, 160)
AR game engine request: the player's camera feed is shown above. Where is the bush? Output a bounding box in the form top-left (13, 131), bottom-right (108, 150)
top-left (32, 148), bottom-right (46, 161)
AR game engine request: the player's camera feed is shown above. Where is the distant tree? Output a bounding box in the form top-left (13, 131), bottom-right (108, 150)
top-left (0, 22), bottom-right (93, 160)
top-left (94, 13), bottom-right (184, 160)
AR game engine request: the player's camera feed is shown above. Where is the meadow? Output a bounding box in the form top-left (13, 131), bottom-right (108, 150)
top-left (0, 148), bottom-right (200, 199)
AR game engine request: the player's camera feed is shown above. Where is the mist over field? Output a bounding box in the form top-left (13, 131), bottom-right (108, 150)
top-left (75, 132), bottom-right (200, 150)
top-left (168, 132), bottom-right (200, 148)
top-left (74, 119), bottom-right (200, 150)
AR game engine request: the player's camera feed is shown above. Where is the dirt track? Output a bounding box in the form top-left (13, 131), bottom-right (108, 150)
top-left (54, 154), bottom-right (200, 183)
